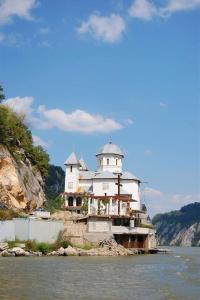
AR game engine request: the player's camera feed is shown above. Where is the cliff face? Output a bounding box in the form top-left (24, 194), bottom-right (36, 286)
top-left (0, 144), bottom-right (45, 210)
top-left (44, 165), bottom-right (65, 200)
top-left (152, 203), bottom-right (200, 246)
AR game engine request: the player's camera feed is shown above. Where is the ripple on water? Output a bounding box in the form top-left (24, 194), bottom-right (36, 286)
top-left (0, 247), bottom-right (199, 300)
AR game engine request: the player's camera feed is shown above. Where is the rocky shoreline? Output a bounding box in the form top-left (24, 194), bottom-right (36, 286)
top-left (0, 239), bottom-right (139, 257)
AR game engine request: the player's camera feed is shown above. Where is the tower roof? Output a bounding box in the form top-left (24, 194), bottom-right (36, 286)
top-left (64, 152), bottom-right (79, 165)
top-left (79, 157), bottom-right (89, 171)
top-left (96, 142), bottom-right (124, 157)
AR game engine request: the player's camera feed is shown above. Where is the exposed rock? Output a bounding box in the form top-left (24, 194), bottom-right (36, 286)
top-left (0, 242), bottom-right (9, 251)
top-left (64, 245), bottom-right (78, 256)
top-left (57, 247), bottom-right (65, 256)
top-left (1, 250), bottom-right (15, 257)
top-left (153, 203), bottom-right (200, 246)
top-left (0, 144), bottom-right (45, 210)
top-left (9, 247), bottom-right (25, 256)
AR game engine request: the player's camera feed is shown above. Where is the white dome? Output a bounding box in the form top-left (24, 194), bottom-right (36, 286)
top-left (96, 142), bottom-right (124, 157)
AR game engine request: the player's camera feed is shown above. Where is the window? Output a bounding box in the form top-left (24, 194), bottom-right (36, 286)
top-left (107, 158), bottom-right (109, 165)
top-left (70, 166), bottom-right (73, 172)
top-left (68, 182), bottom-right (73, 189)
top-left (102, 183), bottom-right (109, 190)
top-left (116, 159), bottom-right (118, 166)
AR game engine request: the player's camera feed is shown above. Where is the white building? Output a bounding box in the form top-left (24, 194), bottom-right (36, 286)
top-left (63, 142), bottom-right (156, 250)
top-left (64, 142), bottom-right (141, 214)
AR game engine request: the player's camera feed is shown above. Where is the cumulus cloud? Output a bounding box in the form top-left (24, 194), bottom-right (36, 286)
top-left (77, 13), bottom-right (126, 43)
top-left (162, 0), bottom-right (200, 15)
top-left (128, 0), bottom-right (158, 21)
top-left (32, 135), bottom-right (48, 148)
top-left (4, 96), bottom-right (34, 115)
top-left (142, 187), bottom-right (200, 217)
top-left (128, 0), bottom-right (200, 21)
top-left (0, 0), bottom-right (38, 25)
top-left (37, 105), bottom-right (122, 133)
top-left (3, 96), bottom-right (123, 134)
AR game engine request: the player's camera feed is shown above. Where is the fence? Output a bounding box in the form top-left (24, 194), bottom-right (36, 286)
top-left (0, 218), bottom-right (64, 243)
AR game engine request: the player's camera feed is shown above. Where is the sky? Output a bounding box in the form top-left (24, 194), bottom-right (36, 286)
top-left (0, 0), bottom-right (199, 216)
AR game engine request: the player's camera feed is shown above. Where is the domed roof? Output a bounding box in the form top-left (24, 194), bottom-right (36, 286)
top-left (96, 142), bottom-right (124, 157)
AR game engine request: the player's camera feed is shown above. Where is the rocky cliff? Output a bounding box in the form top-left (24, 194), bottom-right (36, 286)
top-left (44, 165), bottom-right (65, 200)
top-left (0, 144), bottom-right (45, 210)
top-left (152, 202), bottom-right (200, 246)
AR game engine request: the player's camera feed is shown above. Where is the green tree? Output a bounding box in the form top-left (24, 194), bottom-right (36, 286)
top-left (0, 85), bottom-right (5, 103)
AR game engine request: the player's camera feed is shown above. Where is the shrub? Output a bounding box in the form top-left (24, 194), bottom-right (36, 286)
top-left (0, 104), bottom-right (49, 177)
top-left (0, 209), bottom-right (22, 220)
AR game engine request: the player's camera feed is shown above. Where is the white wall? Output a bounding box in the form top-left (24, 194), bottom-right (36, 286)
top-left (14, 218), bottom-right (64, 243)
top-left (0, 220), bottom-right (15, 242)
top-left (65, 165), bottom-right (79, 193)
top-left (93, 179), bottom-right (117, 196)
top-left (96, 154), bottom-right (122, 173)
top-left (122, 180), bottom-right (140, 210)
top-left (88, 220), bottom-right (110, 232)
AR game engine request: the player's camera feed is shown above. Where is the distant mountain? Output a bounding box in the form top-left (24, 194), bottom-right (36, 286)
top-left (152, 202), bottom-right (200, 246)
top-left (44, 165), bottom-right (65, 200)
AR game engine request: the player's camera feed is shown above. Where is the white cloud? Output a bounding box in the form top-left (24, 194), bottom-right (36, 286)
top-left (142, 187), bottom-right (200, 217)
top-left (128, 0), bottom-right (200, 21)
top-left (4, 96), bottom-right (34, 115)
top-left (159, 101), bottom-right (167, 108)
top-left (39, 27), bottom-right (50, 35)
top-left (144, 149), bottom-right (153, 156)
top-left (0, 0), bottom-right (38, 25)
top-left (162, 0), bottom-right (200, 15)
top-left (124, 118), bottom-right (134, 125)
top-left (77, 13), bottom-right (126, 43)
top-left (32, 135), bottom-right (48, 148)
top-left (3, 96), bottom-right (123, 134)
top-left (128, 0), bottom-right (158, 21)
top-left (37, 105), bottom-right (123, 133)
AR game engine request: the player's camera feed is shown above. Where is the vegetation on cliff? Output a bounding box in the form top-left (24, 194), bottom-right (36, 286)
top-left (44, 165), bottom-right (65, 199)
top-left (0, 104), bottom-right (49, 177)
top-left (152, 202), bottom-right (200, 246)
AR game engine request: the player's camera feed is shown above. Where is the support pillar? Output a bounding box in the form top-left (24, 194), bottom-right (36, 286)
top-left (88, 198), bottom-right (91, 215)
top-left (120, 201), bottom-right (123, 216)
top-left (109, 198), bottom-right (112, 215)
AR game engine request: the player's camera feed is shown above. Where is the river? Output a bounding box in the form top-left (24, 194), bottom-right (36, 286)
top-left (0, 247), bottom-right (199, 300)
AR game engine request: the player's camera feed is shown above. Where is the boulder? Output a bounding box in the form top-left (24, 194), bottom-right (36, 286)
top-left (64, 245), bottom-right (78, 256)
top-left (47, 251), bottom-right (58, 256)
top-left (15, 243), bottom-right (26, 249)
top-left (10, 247), bottom-right (25, 256)
top-left (57, 247), bottom-right (65, 256)
top-left (1, 250), bottom-right (15, 257)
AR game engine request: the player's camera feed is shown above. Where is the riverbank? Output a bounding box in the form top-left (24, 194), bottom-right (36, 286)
top-left (0, 239), bottom-right (139, 257)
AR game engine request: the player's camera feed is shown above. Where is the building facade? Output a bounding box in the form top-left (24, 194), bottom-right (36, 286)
top-left (63, 142), bottom-right (156, 250)
top-left (64, 142), bottom-right (141, 213)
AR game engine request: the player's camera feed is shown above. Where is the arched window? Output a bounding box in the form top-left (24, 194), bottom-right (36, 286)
top-left (70, 166), bottom-right (73, 172)
top-left (107, 158), bottom-right (109, 165)
top-left (116, 159), bottom-right (118, 166)
top-left (68, 197), bottom-right (73, 206)
top-left (76, 197), bottom-right (82, 206)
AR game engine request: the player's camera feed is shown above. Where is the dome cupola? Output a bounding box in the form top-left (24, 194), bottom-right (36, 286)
top-left (96, 142), bottom-right (123, 172)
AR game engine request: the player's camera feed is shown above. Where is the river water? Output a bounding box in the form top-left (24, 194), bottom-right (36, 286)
top-left (0, 247), bottom-right (199, 300)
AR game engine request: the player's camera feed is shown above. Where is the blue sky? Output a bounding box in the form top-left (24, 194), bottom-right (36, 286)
top-left (0, 0), bottom-right (199, 216)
